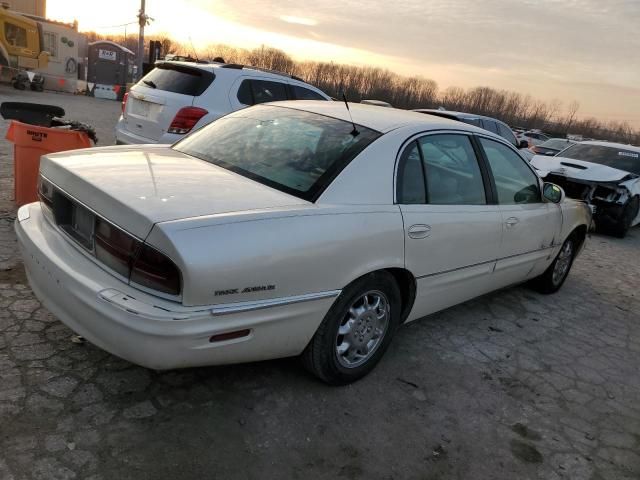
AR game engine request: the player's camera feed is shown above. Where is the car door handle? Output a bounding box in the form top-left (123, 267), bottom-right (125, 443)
top-left (505, 217), bottom-right (520, 228)
top-left (408, 224), bottom-right (431, 239)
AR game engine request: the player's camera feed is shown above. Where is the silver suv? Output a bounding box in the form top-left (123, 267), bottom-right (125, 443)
top-left (115, 61), bottom-right (331, 145)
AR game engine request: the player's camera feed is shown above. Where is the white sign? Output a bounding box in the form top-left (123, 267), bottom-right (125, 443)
top-left (98, 49), bottom-right (117, 61)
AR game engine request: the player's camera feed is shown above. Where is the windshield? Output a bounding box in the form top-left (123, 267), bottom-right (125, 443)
top-left (173, 105), bottom-right (381, 201)
top-left (542, 139), bottom-right (574, 150)
top-left (560, 144), bottom-right (640, 175)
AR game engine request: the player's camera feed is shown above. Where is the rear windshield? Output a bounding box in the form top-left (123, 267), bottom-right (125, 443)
top-left (173, 105), bottom-right (381, 201)
top-left (139, 63), bottom-right (214, 96)
top-left (560, 144), bottom-right (640, 175)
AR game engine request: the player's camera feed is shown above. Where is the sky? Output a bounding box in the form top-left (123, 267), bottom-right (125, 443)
top-left (47, 0), bottom-right (640, 128)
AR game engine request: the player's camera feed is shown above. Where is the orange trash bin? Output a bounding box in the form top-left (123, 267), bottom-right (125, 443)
top-left (5, 120), bottom-right (92, 207)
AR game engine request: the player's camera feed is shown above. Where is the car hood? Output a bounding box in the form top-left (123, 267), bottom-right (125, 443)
top-left (40, 145), bottom-right (310, 238)
top-left (531, 155), bottom-right (633, 183)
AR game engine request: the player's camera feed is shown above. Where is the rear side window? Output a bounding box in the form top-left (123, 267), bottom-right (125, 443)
top-left (397, 135), bottom-right (486, 205)
top-left (462, 118), bottom-right (482, 128)
top-left (481, 119), bottom-right (499, 134)
top-left (291, 85), bottom-right (326, 101)
top-left (419, 135), bottom-right (486, 205)
top-left (397, 142), bottom-right (426, 204)
top-left (237, 80), bottom-right (289, 105)
top-left (497, 123), bottom-right (518, 146)
top-left (140, 64), bottom-right (214, 96)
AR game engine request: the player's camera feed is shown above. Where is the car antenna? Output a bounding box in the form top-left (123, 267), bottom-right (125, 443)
top-left (342, 93), bottom-right (360, 137)
top-left (189, 36), bottom-right (199, 62)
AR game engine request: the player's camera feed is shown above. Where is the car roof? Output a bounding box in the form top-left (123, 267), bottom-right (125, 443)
top-left (266, 101), bottom-right (495, 134)
top-left (580, 140), bottom-right (640, 153)
top-left (156, 61), bottom-right (306, 83)
top-left (413, 109), bottom-right (505, 124)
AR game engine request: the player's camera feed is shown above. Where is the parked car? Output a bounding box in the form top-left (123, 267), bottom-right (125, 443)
top-left (115, 61), bottom-right (331, 145)
top-left (520, 138), bottom-right (576, 162)
top-left (17, 102), bottom-right (591, 384)
top-left (361, 99), bottom-right (392, 107)
top-left (531, 141), bottom-right (640, 237)
top-left (517, 130), bottom-right (551, 147)
top-left (413, 109), bottom-right (526, 149)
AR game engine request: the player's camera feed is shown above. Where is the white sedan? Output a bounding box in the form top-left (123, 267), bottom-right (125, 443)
top-left (16, 102), bottom-right (591, 384)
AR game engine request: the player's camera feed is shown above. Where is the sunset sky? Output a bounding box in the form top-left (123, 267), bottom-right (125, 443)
top-left (47, 0), bottom-right (640, 128)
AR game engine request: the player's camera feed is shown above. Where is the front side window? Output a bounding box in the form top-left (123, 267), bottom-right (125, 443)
top-left (4, 22), bottom-right (28, 48)
top-left (174, 105), bottom-right (380, 201)
top-left (480, 137), bottom-right (541, 204)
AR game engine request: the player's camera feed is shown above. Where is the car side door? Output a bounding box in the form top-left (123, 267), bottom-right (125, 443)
top-left (397, 132), bottom-right (503, 321)
top-left (477, 136), bottom-right (562, 285)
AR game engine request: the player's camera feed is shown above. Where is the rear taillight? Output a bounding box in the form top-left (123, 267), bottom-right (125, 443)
top-left (94, 218), bottom-right (141, 277)
top-left (130, 244), bottom-right (181, 296)
top-left (121, 92), bottom-right (129, 115)
top-left (38, 175), bottom-right (54, 208)
top-left (168, 107), bottom-right (208, 134)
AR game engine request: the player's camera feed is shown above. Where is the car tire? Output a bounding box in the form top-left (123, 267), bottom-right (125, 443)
top-left (605, 196), bottom-right (639, 239)
top-left (531, 235), bottom-right (576, 294)
top-left (301, 271), bottom-right (402, 385)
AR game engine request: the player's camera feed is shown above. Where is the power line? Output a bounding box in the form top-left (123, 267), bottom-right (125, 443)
top-left (92, 21), bottom-right (138, 30)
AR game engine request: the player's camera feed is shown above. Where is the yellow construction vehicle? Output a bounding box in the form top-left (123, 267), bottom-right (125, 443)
top-left (0, 6), bottom-right (49, 89)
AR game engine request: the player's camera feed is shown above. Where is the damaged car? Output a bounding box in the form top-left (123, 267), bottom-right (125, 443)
top-left (531, 141), bottom-right (640, 237)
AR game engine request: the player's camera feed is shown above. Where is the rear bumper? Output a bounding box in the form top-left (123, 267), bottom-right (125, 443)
top-left (114, 116), bottom-right (183, 145)
top-left (15, 203), bottom-right (335, 370)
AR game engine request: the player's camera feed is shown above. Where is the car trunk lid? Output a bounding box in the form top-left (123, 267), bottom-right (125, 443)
top-left (39, 145), bottom-right (310, 239)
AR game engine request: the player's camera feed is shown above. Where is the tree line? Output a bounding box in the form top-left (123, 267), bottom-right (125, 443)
top-left (87, 32), bottom-right (640, 145)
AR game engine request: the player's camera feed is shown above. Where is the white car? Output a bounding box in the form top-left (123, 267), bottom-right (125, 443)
top-left (531, 141), bottom-right (640, 237)
top-left (17, 102), bottom-right (591, 384)
top-left (115, 61), bottom-right (331, 145)
top-left (517, 131), bottom-right (550, 147)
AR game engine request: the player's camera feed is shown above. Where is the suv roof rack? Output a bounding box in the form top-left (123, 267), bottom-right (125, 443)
top-left (220, 63), bottom-right (304, 82)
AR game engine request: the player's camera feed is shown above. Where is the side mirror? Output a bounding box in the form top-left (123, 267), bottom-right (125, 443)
top-left (543, 182), bottom-right (565, 204)
top-left (518, 140), bottom-right (529, 149)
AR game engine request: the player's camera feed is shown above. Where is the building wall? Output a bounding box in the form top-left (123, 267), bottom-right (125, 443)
top-left (7, 0), bottom-right (46, 16)
top-left (36, 22), bottom-right (86, 93)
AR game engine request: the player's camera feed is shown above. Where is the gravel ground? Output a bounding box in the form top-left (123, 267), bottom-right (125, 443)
top-left (0, 86), bottom-right (639, 480)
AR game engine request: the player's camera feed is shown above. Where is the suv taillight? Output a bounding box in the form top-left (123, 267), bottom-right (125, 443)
top-left (168, 107), bottom-right (208, 134)
top-left (121, 92), bottom-right (129, 115)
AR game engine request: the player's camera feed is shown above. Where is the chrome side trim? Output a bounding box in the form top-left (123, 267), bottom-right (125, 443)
top-left (416, 259), bottom-right (495, 280)
top-left (210, 290), bottom-right (342, 316)
top-left (415, 245), bottom-right (559, 280)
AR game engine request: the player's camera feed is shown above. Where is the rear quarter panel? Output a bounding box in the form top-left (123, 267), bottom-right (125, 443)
top-left (148, 205), bottom-right (405, 307)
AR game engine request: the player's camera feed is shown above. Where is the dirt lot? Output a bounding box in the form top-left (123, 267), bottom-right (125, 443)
top-left (0, 86), bottom-right (639, 480)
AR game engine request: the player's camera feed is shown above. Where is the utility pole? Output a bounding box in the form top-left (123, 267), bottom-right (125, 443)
top-left (137, 0), bottom-right (146, 80)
